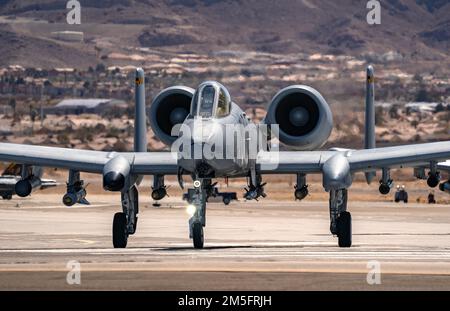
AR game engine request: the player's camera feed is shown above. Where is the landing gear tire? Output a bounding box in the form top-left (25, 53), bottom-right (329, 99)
top-left (2, 194), bottom-right (12, 200)
top-left (192, 222), bottom-right (204, 249)
top-left (337, 211), bottom-right (352, 248)
top-left (113, 212), bottom-right (128, 248)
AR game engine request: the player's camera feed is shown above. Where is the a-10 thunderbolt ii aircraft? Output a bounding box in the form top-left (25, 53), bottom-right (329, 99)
top-left (0, 66), bottom-right (449, 249)
top-left (438, 161), bottom-right (450, 194)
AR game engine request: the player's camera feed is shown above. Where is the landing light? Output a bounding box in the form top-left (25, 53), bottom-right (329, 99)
top-left (186, 204), bottom-right (197, 217)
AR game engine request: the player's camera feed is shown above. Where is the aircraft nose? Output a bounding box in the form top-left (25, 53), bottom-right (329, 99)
top-left (177, 120), bottom-right (225, 174)
top-left (190, 120), bottom-right (223, 147)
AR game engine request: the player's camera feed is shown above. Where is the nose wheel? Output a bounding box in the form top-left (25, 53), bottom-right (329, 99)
top-left (192, 222), bottom-right (204, 249)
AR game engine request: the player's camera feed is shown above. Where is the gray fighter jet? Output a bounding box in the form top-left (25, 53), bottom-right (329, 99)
top-left (0, 66), bottom-right (449, 249)
top-left (437, 161), bottom-right (450, 194)
top-left (0, 163), bottom-right (57, 200)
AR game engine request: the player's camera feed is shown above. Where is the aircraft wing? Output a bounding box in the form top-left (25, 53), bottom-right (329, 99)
top-left (347, 142), bottom-right (450, 172)
top-left (257, 151), bottom-right (335, 174)
top-left (257, 142), bottom-right (450, 174)
top-left (0, 143), bottom-right (178, 175)
top-left (131, 152), bottom-right (179, 175)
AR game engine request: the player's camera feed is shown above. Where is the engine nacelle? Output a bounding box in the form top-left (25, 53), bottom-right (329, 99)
top-left (15, 176), bottom-right (42, 197)
top-left (264, 85), bottom-right (333, 150)
top-left (103, 155), bottom-right (131, 192)
top-left (149, 86), bottom-right (195, 146)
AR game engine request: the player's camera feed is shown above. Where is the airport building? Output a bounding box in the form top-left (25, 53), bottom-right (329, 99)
top-left (44, 99), bottom-right (128, 115)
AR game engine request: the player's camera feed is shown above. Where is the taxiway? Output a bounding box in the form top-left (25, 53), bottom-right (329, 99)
top-left (0, 194), bottom-right (449, 290)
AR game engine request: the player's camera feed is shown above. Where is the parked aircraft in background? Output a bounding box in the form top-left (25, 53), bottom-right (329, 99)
top-left (438, 161), bottom-right (450, 194)
top-left (0, 163), bottom-right (57, 200)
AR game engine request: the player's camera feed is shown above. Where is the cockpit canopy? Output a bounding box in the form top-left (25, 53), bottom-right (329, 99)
top-left (191, 81), bottom-right (231, 118)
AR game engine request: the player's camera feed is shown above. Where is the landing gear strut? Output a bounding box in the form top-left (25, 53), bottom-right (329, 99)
top-left (329, 189), bottom-right (351, 248)
top-left (112, 185), bottom-right (139, 248)
top-left (187, 179), bottom-right (208, 249)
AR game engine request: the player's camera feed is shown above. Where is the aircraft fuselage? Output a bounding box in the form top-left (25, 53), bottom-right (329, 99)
top-left (177, 102), bottom-right (253, 178)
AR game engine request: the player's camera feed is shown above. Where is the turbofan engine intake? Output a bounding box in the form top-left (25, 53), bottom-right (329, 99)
top-left (264, 85), bottom-right (333, 150)
top-left (149, 86), bottom-right (194, 146)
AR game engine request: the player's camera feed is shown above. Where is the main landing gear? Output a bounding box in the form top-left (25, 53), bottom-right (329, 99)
top-left (186, 179), bottom-right (208, 249)
top-left (329, 189), bottom-right (352, 248)
top-left (113, 185), bottom-right (139, 248)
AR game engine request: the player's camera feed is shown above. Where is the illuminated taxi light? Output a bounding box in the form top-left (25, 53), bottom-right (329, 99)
top-left (186, 204), bottom-right (197, 216)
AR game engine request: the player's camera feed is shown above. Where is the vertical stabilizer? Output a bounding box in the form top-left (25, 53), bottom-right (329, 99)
top-left (365, 65), bottom-right (376, 184)
top-left (134, 68), bottom-right (147, 152)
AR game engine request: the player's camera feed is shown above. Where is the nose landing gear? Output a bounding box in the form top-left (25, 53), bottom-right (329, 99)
top-left (191, 222), bottom-right (204, 249)
top-left (186, 179), bottom-right (208, 249)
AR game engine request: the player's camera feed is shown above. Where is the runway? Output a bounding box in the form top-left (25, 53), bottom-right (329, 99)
top-left (0, 195), bottom-right (449, 290)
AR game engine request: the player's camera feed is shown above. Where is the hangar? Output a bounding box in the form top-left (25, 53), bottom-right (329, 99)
top-left (45, 99), bottom-right (128, 115)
